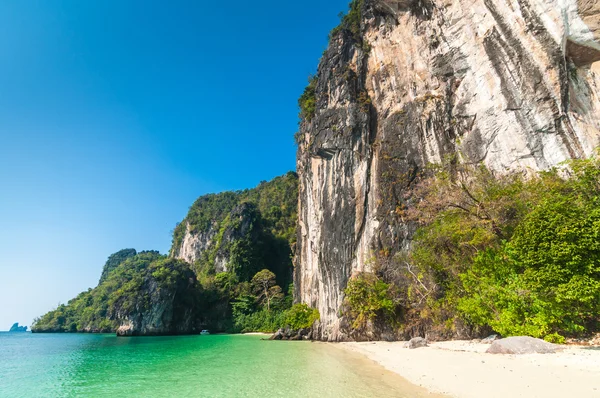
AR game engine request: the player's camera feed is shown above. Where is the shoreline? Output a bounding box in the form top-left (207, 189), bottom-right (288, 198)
top-left (336, 340), bottom-right (600, 398)
top-left (241, 332), bottom-right (273, 336)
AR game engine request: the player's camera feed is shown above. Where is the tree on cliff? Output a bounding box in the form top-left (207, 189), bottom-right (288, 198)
top-left (251, 269), bottom-right (283, 312)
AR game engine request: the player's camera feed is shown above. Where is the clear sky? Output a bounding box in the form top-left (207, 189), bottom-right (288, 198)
top-left (0, 0), bottom-right (349, 330)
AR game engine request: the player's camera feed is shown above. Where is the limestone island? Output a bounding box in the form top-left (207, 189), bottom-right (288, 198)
top-left (9, 323), bottom-right (27, 332)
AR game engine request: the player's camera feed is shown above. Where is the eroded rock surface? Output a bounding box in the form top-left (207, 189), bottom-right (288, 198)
top-left (296, 0), bottom-right (600, 341)
top-left (115, 267), bottom-right (201, 337)
top-left (568, 0), bottom-right (600, 66)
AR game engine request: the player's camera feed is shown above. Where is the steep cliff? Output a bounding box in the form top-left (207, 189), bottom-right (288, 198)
top-left (296, 0), bottom-right (600, 340)
top-left (171, 172), bottom-right (298, 288)
top-left (32, 251), bottom-right (204, 335)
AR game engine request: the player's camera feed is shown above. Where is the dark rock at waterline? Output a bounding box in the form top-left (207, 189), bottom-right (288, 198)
top-left (486, 336), bottom-right (562, 354)
top-left (9, 323), bottom-right (27, 332)
top-left (404, 337), bottom-right (428, 349)
top-left (270, 328), bottom-right (285, 340)
top-left (269, 328), bottom-right (312, 341)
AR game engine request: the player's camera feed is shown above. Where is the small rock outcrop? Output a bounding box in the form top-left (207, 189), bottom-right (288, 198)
top-left (486, 336), bottom-right (562, 354)
top-left (404, 337), bottom-right (428, 349)
top-left (9, 323), bottom-right (27, 332)
top-left (269, 328), bottom-right (312, 341)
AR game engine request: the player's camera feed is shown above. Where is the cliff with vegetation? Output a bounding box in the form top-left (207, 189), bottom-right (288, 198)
top-left (32, 173), bottom-right (313, 336)
top-left (170, 172), bottom-right (298, 289)
top-left (32, 1), bottom-right (600, 343)
top-left (295, 0), bottom-right (600, 341)
top-left (32, 251), bottom-right (204, 335)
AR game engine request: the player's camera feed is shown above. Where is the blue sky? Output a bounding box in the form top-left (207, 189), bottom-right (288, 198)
top-left (0, 0), bottom-right (349, 330)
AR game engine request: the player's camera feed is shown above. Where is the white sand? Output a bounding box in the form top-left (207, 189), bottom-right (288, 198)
top-left (338, 340), bottom-right (600, 398)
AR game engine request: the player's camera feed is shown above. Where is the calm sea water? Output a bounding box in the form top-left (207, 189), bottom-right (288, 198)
top-left (0, 332), bottom-right (426, 397)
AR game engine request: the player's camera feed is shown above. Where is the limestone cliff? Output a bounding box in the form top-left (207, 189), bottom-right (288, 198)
top-left (114, 258), bottom-right (202, 336)
top-left (171, 172), bottom-right (298, 288)
top-left (295, 0), bottom-right (600, 341)
top-left (32, 251), bottom-right (203, 336)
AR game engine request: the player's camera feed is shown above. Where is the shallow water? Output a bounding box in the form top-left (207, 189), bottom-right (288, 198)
top-left (0, 332), bottom-right (430, 397)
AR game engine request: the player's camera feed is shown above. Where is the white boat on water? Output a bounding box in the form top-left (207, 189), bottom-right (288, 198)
top-left (200, 330), bottom-right (210, 335)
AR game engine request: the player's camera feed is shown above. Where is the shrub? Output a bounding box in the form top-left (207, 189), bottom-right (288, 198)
top-left (344, 273), bottom-right (396, 329)
top-left (284, 304), bottom-right (320, 330)
top-left (298, 76), bottom-right (318, 123)
top-left (408, 154), bottom-right (600, 339)
top-left (329, 0), bottom-right (365, 43)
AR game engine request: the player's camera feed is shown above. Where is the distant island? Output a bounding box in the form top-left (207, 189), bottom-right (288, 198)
top-left (9, 323), bottom-right (27, 332)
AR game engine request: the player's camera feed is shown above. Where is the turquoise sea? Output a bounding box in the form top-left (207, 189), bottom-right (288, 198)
top-left (0, 332), bottom-right (430, 397)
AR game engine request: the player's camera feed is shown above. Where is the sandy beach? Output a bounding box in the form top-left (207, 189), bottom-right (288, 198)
top-left (337, 340), bottom-right (600, 398)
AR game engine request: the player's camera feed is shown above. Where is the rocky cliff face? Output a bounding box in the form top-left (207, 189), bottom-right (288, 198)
top-left (31, 252), bottom-right (203, 336)
top-left (171, 173), bottom-right (298, 287)
top-left (115, 261), bottom-right (202, 337)
top-left (295, 0), bottom-right (600, 341)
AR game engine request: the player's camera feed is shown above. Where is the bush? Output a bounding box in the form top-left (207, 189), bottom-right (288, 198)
top-left (232, 309), bottom-right (287, 333)
top-left (329, 0), bottom-right (365, 43)
top-left (284, 304), bottom-right (320, 330)
top-left (405, 154), bottom-right (600, 339)
top-left (544, 333), bottom-right (566, 344)
top-left (298, 76), bottom-right (318, 123)
top-left (344, 273), bottom-right (396, 329)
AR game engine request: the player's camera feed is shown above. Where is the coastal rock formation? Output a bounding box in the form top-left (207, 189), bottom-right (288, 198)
top-left (295, 0), bottom-right (600, 340)
top-left (115, 262), bottom-right (202, 337)
top-left (486, 336), bottom-right (562, 354)
top-left (32, 252), bottom-right (203, 336)
top-left (9, 323), bottom-right (27, 332)
top-left (269, 327), bottom-right (312, 341)
top-left (171, 173), bottom-right (298, 287)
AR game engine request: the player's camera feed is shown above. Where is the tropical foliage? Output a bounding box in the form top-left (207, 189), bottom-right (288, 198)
top-left (33, 172), bottom-right (314, 335)
top-left (298, 76), bottom-right (317, 124)
top-left (171, 171), bottom-right (298, 251)
top-left (361, 154), bottom-right (600, 341)
top-left (32, 251), bottom-right (201, 333)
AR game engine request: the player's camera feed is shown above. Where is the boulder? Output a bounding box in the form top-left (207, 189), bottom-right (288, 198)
top-left (404, 337), bottom-right (428, 349)
top-left (486, 336), bottom-right (562, 354)
top-left (269, 328), bottom-right (285, 341)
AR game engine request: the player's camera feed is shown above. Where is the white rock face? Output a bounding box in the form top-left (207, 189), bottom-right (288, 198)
top-left (296, 0), bottom-right (600, 340)
top-left (172, 222), bottom-right (217, 265)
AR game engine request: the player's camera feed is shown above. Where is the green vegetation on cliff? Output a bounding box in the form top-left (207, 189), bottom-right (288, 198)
top-left (32, 251), bottom-right (203, 334)
top-left (329, 0), bottom-right (364, 42)
top-left (344, 154), bottom-right (600, 341)
top-left (298, 76), bottom-right (317, 124)
top-left (33, 172), bottom-right (318, 336)
top-left (171, 171), bottom-right (298, 251)
top-left (167, 172), bottom-right (301, 332)
top-left (98, 248), bottom-right (137, 284)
